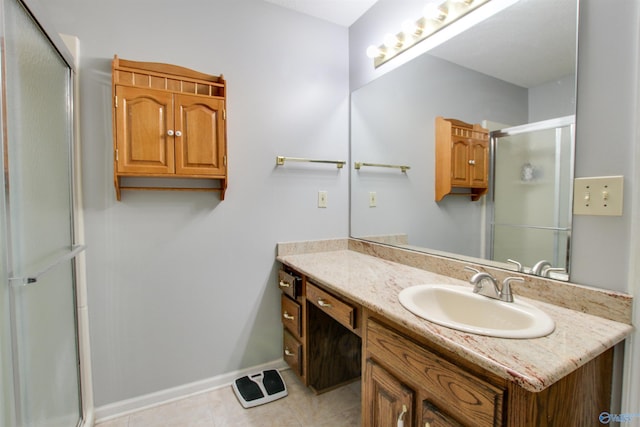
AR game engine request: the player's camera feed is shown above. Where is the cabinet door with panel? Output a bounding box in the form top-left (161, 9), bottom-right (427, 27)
top-left (365, 317), bottom-right (504, 427)
top-left (175, 93), bottom-right (226, 176)
top-left (115, 86), bottom-right (174, 175)
top-left (450, 137), bottom-right (471, 186)
top-left (364, 359), bottom-right (414, 427)
top-left (469, 138), bottom-right (489, 187)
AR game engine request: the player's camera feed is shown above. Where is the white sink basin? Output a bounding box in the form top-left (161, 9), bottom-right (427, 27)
top-left (398, 284), bottom-right (555, 339)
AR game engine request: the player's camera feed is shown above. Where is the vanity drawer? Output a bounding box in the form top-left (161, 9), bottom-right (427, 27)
top-left (281, 294), bottom-right (302, 338)
top-left (306, 282), bottom-right (356, 330)
top-left (283, 329), bottom-right (303, 376)
top-left (278, 269), bottom-right (301, 299)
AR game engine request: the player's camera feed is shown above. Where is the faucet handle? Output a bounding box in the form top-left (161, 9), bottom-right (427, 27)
top-left (507, 259), bottom-right (522, 272)
top-left (464, 266), bottom-right (481, 274)
top-left (501, 277), bottom-right (524, 302)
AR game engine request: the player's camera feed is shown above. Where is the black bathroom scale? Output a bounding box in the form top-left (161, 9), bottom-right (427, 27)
top-left (232, 369), bottom-right (288, 408)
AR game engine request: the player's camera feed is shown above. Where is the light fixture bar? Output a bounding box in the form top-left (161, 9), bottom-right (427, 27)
top-left (367, 0), bottom-right (491, 68)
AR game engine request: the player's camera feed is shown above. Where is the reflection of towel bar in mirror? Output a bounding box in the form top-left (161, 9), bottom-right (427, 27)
top-left (354, 162), bottom-right (410, 173)
top-left (276, 156), bottom-right (346, 169)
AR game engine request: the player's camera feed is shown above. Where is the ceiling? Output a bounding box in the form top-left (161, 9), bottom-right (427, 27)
top-left (263, 0), bottom-right (379, 27)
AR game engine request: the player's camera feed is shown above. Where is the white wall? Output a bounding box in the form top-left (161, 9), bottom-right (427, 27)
top-left (570, 0), bottom-right (638, 291)
top-left (42, 0), bottom-right (349, 406)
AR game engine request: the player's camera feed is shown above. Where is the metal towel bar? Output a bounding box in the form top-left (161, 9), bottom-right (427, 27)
top-left (276, 156), bottom-right (346, 169)
top-left (354, 162), bottom-right (410, 173)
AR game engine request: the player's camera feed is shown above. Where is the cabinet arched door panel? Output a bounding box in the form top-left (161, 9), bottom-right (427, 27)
top-left (115, 86), bottom-right (175, 174)
top-left (175, 94), bottom-right (226, 176)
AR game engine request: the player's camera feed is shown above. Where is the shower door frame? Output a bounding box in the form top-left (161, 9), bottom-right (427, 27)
top-left (0, 0), bottom-right (92, 425)
top-left (487, 115), bottom-right (576, 276)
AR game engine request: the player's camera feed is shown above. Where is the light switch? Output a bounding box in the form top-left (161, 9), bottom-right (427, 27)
top-left (318, 190), bottom-right (328, 208)
top-left (573, 176), bottom-right (623, 216)
top-left (369, 191), bottom-right (377, 207)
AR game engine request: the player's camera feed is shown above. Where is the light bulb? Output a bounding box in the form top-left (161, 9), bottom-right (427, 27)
top-left (401, 19), bottom-right (421, 37)
top-left (424, 2), bottom-right (447, 21)
top-left (383, 33), bottom-right (400, 48)
top-left (366, 45), bottom-right (383, 59)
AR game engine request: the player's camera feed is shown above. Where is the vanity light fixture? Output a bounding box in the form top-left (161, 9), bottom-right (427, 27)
top-left (383, 33), bottom-right (402, 49)
top-left (366, 0), bottom-right (491, 67)
top-left (401, 19), bottom-right (422, 37)
top-left (424, 2), bottom-right (448, 22)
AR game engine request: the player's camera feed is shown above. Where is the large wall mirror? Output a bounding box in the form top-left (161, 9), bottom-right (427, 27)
top-left (350, 0), bottom-right (578, 280)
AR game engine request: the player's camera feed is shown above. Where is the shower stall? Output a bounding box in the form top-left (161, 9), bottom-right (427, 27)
top-left (487, 116), bottom-right (575, 277)
top-left (1, 0), bottom-right (91, 425)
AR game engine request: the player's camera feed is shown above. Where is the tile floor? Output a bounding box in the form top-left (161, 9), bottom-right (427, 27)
top-left (95, 370), bottom-right (361, 426)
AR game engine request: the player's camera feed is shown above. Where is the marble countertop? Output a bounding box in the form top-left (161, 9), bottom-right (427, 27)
top-left (277, 249), bottom-right (633, 393)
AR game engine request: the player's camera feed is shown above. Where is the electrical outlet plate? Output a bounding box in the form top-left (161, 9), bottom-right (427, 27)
top-left (318, 190), bottom-right (327, 208)
top-left (573, 176), bottom-right (623, 216)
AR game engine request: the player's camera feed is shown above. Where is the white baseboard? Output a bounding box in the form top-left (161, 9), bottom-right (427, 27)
top-left (94, 359), bottom-right (288, 423)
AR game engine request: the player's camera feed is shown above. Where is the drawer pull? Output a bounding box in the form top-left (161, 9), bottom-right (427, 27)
top-left (318, 299), bottom-right (332, 308)
top-left (284, 348), bottom-right (295, 357)
top-left (283, 312), bottom-right (295, 320)
top-left (279, 280), bottom-right (291, 288)
top-left (397, 404), bottom-right (408, 427)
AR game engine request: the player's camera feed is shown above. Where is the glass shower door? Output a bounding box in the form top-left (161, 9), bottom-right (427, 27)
top-left (489, 117), bottom-right (574, 275)
top-left (2, 0), bottom-right (82, 425)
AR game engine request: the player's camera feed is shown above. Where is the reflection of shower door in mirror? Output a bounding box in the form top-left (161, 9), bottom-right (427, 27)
top-left (489, 116), bottom-right (574, 277)
top-left (1, 0), bottom-right (83, 425)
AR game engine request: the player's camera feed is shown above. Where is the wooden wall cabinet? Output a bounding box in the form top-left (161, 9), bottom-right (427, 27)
top-left (112, 56), bottom-right (227, 200)
top-left (435, 116), bottom-right (489, 201)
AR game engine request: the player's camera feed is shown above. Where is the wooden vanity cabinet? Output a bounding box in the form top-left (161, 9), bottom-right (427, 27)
top-left (277, 268), bottom-right (361, 394)
top-left (435, 116), bottom-right (489, 201)
top-left (364, 316), bottom-right (504, 427)
top-left (278, 263), bottom-right (615, 426)
top-left (363, 313), bottom-right (615, 427)
top-left (112, 56), bottom-right (227, 200)
top-left (278, 269), bottom-right (306, 381)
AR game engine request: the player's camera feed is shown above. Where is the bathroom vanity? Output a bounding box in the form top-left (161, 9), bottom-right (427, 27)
top-left (276, 239), bottom-right (633, 427)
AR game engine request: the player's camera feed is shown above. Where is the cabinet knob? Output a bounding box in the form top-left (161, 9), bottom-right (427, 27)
top-left (283, 312), bottom-right (295, 320)
top-left (284, 348), bottom-right (295, 357)
top-left (468, 159), bottom-right (476, 165)
top-left (175, 130), bottom-right (182, 137)
top-left (167, 130), bottom-right (174, 136)
top-left (278, 280), bottom-right (291, 288)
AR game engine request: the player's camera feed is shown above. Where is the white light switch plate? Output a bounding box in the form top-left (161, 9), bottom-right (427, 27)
top-left (369, 191), bottom-right (377, 207)
top-left (573, 176), bottom-right (623, 216)
top-left (318, 190), bottom-right (328, 208)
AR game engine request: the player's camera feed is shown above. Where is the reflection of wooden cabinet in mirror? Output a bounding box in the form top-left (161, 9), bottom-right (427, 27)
top-left (435, 116), bottom-right (489, 202)
top-left (112, 56), bottom-right (227, 201)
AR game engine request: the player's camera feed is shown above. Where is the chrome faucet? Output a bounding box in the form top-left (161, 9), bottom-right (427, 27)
top-left (464, 266), bottom-right (523, 303)
top-left (531, 260), bottom-right (552, 276)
